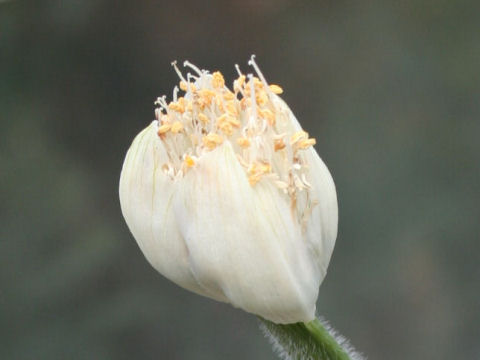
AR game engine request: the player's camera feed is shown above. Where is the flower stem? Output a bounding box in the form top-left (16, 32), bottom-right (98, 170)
top-left (304, 318), bottom-right (351, 359)
top-left (259, 316), bottom-right (361, 360)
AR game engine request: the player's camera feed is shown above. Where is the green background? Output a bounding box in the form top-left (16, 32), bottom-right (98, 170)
top-left (1, 1), bottom-right (479, 359)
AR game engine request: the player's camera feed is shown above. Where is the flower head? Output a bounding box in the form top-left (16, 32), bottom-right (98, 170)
top-left (119, 56), bottom-right (338, 324)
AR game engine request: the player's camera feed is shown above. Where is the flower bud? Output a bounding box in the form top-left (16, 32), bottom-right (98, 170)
top-left (119, 57), bottom-right (338, 324)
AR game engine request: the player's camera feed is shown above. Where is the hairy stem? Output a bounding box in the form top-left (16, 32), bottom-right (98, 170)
top-left (259, 316), bottom-right (363, 360)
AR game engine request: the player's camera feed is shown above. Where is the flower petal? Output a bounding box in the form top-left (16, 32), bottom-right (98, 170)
top-left (273, 96), bottom-right (338, 279)
top-left (173, 141), bottom-right (320, 323)
top-left (119, 122), bottom-right (227, 301)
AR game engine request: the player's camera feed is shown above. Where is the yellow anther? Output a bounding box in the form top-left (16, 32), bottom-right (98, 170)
top-left (198, 113), bottom-right (210, 124)
top-left (203, 132), bottom-right (224, 150)
top-left (223, 91), bottom-right (235, 101)
top-left (180, 81), bottom-right (197, 92)
top-left (248, 175), bottom-right (261, 186)
top-left (184, 155), bottom-right (195, 168)
top-left (215, 94), bottom-right (224, 110)
top-left (228, 117), bottom-right (241, 128)
top-left (225, 101), bottom-right (238, 115)
top-left (169, 97), bottom-right (186, 113)
top-left (259, 108), bottom-right (275, 125)
top-left (274, 138), bottom-right (286, 151)
top-left (157, 124), bottom-right (171, 139)
top-left (217, 114), bottom-right (235, 136)
top-left (290, 131), bottom-right (309, 145)
top-left (199, 89), bottom-right (215, 97)
top-left (248, 162), bottom-right (272, 186)
top-left (269, 84), bottom-right (283, 94)
top-left (219, 122), bottom-right (233, 136)
top-left (234, 75), bottom-right (246, 92)
top-left (253, 77), bottom-right (263, 88)
top-left (197, 89), bottom-right (216, 109)
top-left (171, 121), bottom-right (184, 133)
top-left (212, 71), bottom-right (225, 88)
top-left (179, 81), bottom-right (188, 91)
top-left (256, 91), bottom-right (269, 106)
top-left (186, 101), bottom-right (193, 112)
top-left (217, 113), bottom-right (228, 124)
top-left (237, 137), bottom-right (251, 148)
top-left (297, 138), bottom-right (316, 149)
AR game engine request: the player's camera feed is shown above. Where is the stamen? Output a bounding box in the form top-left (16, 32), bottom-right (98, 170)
top-left (184, 155), bottom-right (195, 168)
top-left (183, 60), bottom-right (203, 76)
top-left (203, 132), bottom-right (223, 150)
top-left (157, 124), bottom-right (171, 139)
top-left (179, 81), bottom-right (187, 91)
top-left (290, 131), bottom-right (309, 145)
top-left (234, 64), bottom-right (243, 77)
top-left (171, 61), bottom-right (187, 83)
top-left (248, 74), bottom-right (258, 128)
top-left (248, 55), bottom-right (270, 90)
top-left (173, 86), bottom-right (179, 102)
top-left (274, 138), bottom-right (286, 151)
top-left (198, 113), bottom-right (210, 124)
top-left (237, 137), bottom-right (251, 148)
top-left (234, 75), bottom-right (246, 93)
top-left (156, 54), bottom-right (317, 228)
top-left (297, 138), bottom-right (316, 149)
top-left (171, 121), bottom-right (184, 133)
top-left (269, 84), bottom-right (283, 94)
top-left (212, 71), bottom-right (225, 88)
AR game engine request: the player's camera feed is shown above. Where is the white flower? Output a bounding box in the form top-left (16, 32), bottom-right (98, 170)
top-left (119, 56), bottom-right (338, 324)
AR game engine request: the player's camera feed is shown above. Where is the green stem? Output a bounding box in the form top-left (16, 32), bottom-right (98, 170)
top-left (259, 316), bottom-right (359, 360)
top-left (304, 318), bottom-right (351, 360)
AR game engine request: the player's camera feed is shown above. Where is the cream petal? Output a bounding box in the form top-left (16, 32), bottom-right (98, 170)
top-left (119, 122), bottom-right (226, 301)
top-left (173, 141), bottom-right (319, 323)
top-left (272, 95), bottom-right (338, 279)
top-left (303, 149), bottom-right (338, 277)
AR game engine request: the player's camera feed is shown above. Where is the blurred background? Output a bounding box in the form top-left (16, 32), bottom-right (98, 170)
top-left (1, 1), bottom-right (479, 359)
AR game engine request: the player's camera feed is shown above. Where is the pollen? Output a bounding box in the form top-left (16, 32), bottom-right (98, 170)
top-left (256, 91), bottom-right (269, 106)
top-left (228, 117), bottom-right (241, 128)
top-left (223, 91), bottom-right (235, 101)
top-left (157, 123), bottom-right (171, 135)
top-left (169, 97), bottom-right (186, 113)
top-left (184, 155), bottom-right (195, 168)
top-left (269, 84), bottom-right (283, 94)
top-left (212, 71), bottom-right (225, 88)
top-left (290, 131), bottom-right (309, 145)
top-left (248, 162), bottom-right (272, 185)
top-left (258, 108), bottom-right (275, 125)
top-left (225, 101), bottom-right (238, 115)
top-left (171, 121), bottom-right (184, 133)
top-left (155, 55), bottom-right (318, 205)
top-left (234, 75), bottom-right (246, 92)
top-left (274, 138), bottom-right (286, 151)
top-left (297, 138), bottom-right (316, 149)
top-left (198, 113), bottom-right (210, 124)
top-left (198, 89), bottom-right (216, 108)
top-left (203, 132), bottom-right (224, 150)
top-left (237, 137), bottom-right (251, 148)
top-left (179, 81), bottom-right (188, 91)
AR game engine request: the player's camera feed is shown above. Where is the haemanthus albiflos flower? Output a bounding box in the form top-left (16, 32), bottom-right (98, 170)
top-left (119, 56), bottom-right (338, 324)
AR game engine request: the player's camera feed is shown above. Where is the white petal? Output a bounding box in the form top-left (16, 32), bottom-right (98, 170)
top-left (119, 122), bottom-right (227, 301)
top-left (303, 149), bottom-right (338, 277)
top-left (273, 96), bottom-right (338, 281)
top-left (173, 141), bottom-right (319, 323)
